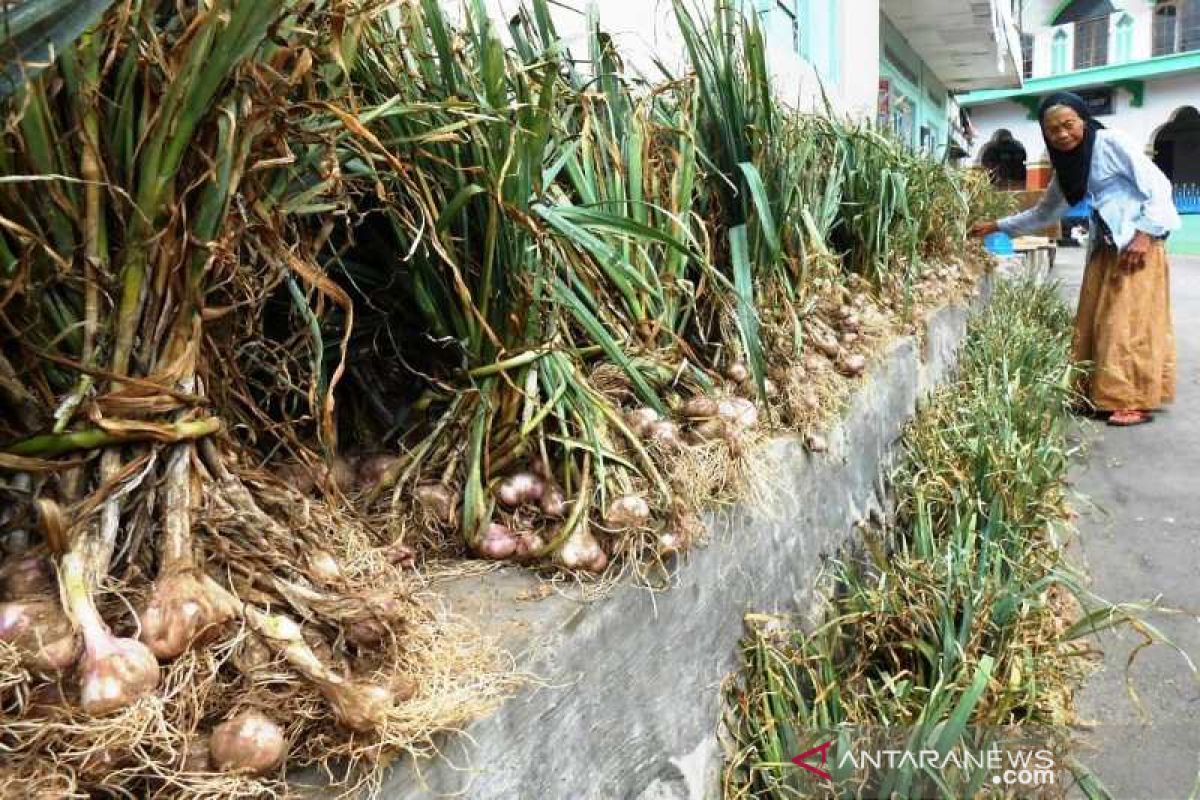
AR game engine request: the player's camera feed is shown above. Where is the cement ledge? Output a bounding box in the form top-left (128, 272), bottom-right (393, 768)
top-left (382, 251), bottom-right (1051, 800)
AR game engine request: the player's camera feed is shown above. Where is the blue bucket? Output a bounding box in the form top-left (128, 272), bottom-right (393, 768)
top-left (984, 231), bottom-right (1014, 255)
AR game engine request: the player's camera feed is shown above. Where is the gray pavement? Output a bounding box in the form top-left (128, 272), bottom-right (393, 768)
top-left (1056, 247), bottom-right (1200, 800)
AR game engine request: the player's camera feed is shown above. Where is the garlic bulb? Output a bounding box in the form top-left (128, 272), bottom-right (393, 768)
top-left (494, 472), bottom-right (544, 508)
top-left (326, 681), bottom-right (394, 733)
top-left (413, 484), bottom-right (457, 526)
top-left (138, 571), bottom-right (235, 660)
top-left (645, 420), bottom-right (683, 451)
top-left (0, 556), bottom-right (53, 600)
top-left (355, 454), bottom-right (397, 489)
top-left (539, 484), bottom-right (567, 518)
top-left (478, 523), bottom-right (517, 560)
top-left (838, 353), bottom-right (867, 377)
top-left (718, 398), bottom-right (758, 430)
top-left (345, 594), bottom-right (405, 648)
top-left (725, 362), bottom-right (750, 383)
top-left (605, 495), bottom-right (651, 528)
top-left (624, 407), bottom-right (661, 438)
top-left (0, 596), bottom-right (80, 673)
top-left (555, 527), bottom-right (608, 573)
top-left (79, 634), bottom-right (161, 716)
top-left (62, 552), bottom-right (160, 715)
top-left (209, 711), bottom-right (286, 775)
top-left (682, 397), bottom-right (719, 419)
top-left (306, 550), bottom-right (343, 584)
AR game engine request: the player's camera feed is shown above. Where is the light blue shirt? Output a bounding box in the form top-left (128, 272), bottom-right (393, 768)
top-left (998, 129), bottom-right (1181, 252)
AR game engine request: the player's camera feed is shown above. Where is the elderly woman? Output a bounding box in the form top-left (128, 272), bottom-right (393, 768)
top-left (972, 92), bottom-right (1181, 426)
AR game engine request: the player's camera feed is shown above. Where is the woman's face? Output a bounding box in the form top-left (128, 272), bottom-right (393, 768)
top-left (1042, 106), bottom-right (1086, 152)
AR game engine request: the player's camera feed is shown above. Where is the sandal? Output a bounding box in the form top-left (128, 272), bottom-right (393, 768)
top-left (1107, 409), bottom-right (1152, 427)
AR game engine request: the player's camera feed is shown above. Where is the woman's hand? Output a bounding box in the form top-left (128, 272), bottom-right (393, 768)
top-left (1119, 231), bottom-right (1152, 271)
top-left (968, 220), bottom-right (1000, 238)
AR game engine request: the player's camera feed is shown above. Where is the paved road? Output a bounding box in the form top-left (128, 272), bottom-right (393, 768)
top-left (1056, 247), bottom-right (1200, 800)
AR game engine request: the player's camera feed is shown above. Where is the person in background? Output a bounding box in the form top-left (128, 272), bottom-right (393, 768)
top-left (971, 92), bottom-right (1181, 427)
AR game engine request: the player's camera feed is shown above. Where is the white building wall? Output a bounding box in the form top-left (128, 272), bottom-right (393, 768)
top-left (1026, 1), bottom-right (1161, 77)
top-left (474, 0), bottom-right (880, 118)
top-left (837, 2), bottom-right (883, 118)
top-left (1019, 0), bottom-right (1061, 29)
top-left (1126, 2), bottom-right (1155, 60)
top-left (1035, 23), bottom-right (1074, 77)
top-left (1020, 0), bottom-right (1157, 32)
top-left (1126, 72), bottom-right (1200, 146)
top-left (967, 72), bottom-right (1200, 164)
top-left (1032, 23), bottom-right (1054, 72)
top-left (968, 100), bottom-right (1049, 163)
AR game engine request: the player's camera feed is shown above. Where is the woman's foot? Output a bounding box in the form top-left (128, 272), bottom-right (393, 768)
top-left (1107, 409), bottom-right (1153, 427)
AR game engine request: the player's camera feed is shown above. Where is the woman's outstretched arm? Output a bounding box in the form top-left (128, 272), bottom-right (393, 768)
top-left (969, 178), bottom-right (1069, 238)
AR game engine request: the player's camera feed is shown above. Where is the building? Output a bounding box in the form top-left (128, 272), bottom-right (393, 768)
top-left (959, 0), bottom-right (1200, 253)
top-left (478, 1), bottom-right (1023, 159)
top-left (876, 0), bottom-right (1024, 158)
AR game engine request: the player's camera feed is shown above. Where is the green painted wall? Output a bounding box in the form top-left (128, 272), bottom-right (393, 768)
top-left (879, 15), bottom-right (950, 157)
top-left (754, 0), bottom-right (843, 100)
top-left (811, 0), bottom-right (840, 85)
top-left (755, 0), bottom-right (840, 80)
top-left (1169, 215), bottom-right (1200, 256)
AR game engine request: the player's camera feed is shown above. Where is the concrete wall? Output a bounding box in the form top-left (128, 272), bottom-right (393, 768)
top-left (377, 254), bottom-right (1055, 799)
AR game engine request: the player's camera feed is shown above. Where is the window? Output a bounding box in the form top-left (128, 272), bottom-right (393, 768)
top-left (1154, 3), bottom-right (1179, 55)
top-left (1115, 14), bottom-right (1134, 62)
top-left (1076, 86), bottom-right (1115, 116)
top-left (1155, 0), bottom-right (1200, 55)
top-left (1074, 16), bottom-right (1109, 69)
top-left (883, 46), bottom-right (918, 85)
top-left (891, 93), bottom-right (914, 145)
top-left (1021, 33), bottom-right (1034, 77)
top-left (1186, 0), bottom-right (1200, 51)
top-left (1051, 29), bottom-right (1069, 73)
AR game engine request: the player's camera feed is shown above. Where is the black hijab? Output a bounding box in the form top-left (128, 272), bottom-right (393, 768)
top-left (1038, 92), bottom-right (1105, 205)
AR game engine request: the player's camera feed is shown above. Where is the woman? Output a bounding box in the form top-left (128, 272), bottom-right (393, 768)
top-left (971, 92), bottom-right (1181, 427)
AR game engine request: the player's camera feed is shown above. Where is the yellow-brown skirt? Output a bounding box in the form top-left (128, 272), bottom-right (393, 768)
top-left (1072, 240), bottom-right (1176, 411)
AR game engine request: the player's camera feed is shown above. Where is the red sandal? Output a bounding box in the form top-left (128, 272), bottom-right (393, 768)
top-left (1107, 409), bottom-right (1152, 427)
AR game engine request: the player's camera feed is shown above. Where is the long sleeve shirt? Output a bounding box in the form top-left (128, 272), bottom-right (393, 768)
top-left (997, 129), bottom-right (1181, 252)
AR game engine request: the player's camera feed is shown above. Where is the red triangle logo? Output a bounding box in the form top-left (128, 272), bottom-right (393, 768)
top-left (791, 740), bottom-right (834, 782)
